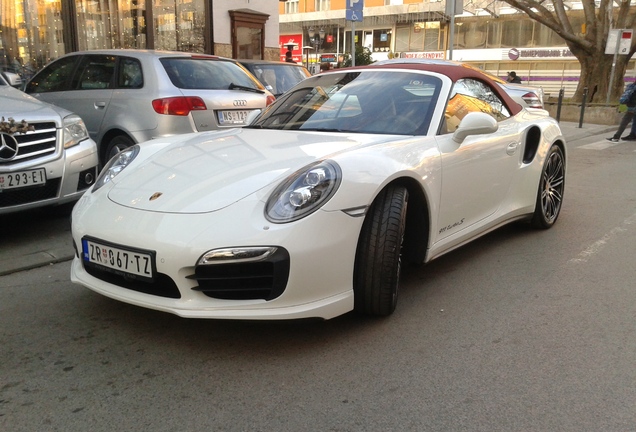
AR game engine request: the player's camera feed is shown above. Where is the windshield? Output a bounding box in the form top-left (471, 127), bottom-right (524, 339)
top-left (250, 70), bottom-right (442, 135)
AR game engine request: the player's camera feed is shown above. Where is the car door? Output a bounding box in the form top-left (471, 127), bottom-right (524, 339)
top-left (32, 54), bottom-right (115, 142)
top-left (435, 78), bottom-right (521, 243)
top-left (61, 55), bottom-right (116, 141)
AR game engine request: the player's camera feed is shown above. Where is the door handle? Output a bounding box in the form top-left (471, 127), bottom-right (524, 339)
top-left (94, 101), bottom-right (107, 109)
top-left (506, 142), bottom-right (519, 155)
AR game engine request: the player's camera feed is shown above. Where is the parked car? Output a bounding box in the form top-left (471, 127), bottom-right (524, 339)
top-left (236, 59), bottom-right (311, 97)
top-left (0, 75), bottom-right (98, 214)
top-left (70, 59), bottom-right (566, 320)
top-left (24, 50), bottom-right (275, 164)
top-left (374, 58), bottom-right (545, 109)
top-left (498, 81), bottom-right (545, 109)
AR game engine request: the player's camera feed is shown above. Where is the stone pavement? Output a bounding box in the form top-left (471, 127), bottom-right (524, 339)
top-left (0, 121), bottom-right (617, 276)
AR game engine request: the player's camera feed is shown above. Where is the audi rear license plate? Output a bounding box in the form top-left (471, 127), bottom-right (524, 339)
top-left (82, 237), bottom-right (155, 280)
top-left (0, 168), bottom-right (46, 190)
top-left (218, 110), bottom-right (251, 125)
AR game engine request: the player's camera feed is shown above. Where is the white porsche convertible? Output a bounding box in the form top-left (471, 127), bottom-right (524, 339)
top-left (70, 59), bottom-right (566, 320)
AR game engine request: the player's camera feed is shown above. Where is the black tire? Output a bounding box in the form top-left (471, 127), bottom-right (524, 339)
top-left (354, 185), bottom-right (408, 316)
top-left (531, 145), bottom-right (565, 229)
top-left (103, 135), bottom-right (134, 166)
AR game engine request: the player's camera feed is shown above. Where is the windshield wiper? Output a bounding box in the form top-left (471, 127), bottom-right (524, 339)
top-left (300, 128), bottom-right (348, 133)
top-left (229, 83), bottom-right (264, 94)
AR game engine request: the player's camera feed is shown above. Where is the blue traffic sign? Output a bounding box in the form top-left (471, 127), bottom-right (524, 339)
top-left (348, 0), bottom-right (363, 11)
top-left (346, 0), bottom-right (363, 22)
top-left (346, 9), bottom-right (363, 22)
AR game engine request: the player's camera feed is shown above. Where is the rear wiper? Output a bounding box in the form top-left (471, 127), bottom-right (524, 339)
top-left (229, 83), bottom-right (265, 94)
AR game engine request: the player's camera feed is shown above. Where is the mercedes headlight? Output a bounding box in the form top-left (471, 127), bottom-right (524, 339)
top-left (63, 115), bottom-right (90, 149)
top-left (92, 145), bottom-right (140, 193)
top-left (266, 160), bottom-right (341, 223)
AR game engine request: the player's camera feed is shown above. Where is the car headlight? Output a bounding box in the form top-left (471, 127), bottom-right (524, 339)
top-left (63, 115), bottom-right (90, 149)
top-left (92, 145), bottom-right (140, 193)
top-left (266, 160), bottom-right (341, 223)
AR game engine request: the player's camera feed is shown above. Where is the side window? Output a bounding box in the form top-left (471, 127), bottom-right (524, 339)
top-left (445, 78), bottom-right (511, 132)
top-left (72, 55), bottom-right (116, 90)
top-left (25, 56), bottom-right (78, 93)
top-left (118, 57), bottom-right (143, 89)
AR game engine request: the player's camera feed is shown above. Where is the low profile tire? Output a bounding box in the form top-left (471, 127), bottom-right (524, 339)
top-left (532, 145), bottom-right (565, 229)
top-left (103, 135), bottom-right (134, 165)
top-left (354, 185), bottom-right (408, 316)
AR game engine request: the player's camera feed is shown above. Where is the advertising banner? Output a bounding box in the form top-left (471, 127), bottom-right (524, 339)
top-left (280, 34), bottom-right (303, 63)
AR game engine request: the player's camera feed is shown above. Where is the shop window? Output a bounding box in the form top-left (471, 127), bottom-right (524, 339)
top-left (153, 0), bottom-right (205, 52)
top-left (371, 30), bottom-right (392, 53)
top-left (77, 0), bottom-right (148, 51)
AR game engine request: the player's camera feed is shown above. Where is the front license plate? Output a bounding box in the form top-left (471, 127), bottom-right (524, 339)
top-left (218, 110), bottom-right (250, 125)
top-left (82, 238), bottom-right (154, 280)
top-left (0, 169), bottom-right (46, 190)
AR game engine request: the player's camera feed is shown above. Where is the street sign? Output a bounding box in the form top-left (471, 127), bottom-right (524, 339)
top-left (346, 0), bottom-right (363, 22)
top-left (346, 9), bottom-right (363, 21)
top-left (605, 29), bottom-right (633, 55)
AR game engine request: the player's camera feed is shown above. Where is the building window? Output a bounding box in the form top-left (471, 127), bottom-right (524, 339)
top-left (315, 0), bottom-right (330, 12)
top-left (76, 0), bottom-right (148, 51)
top-left (0, 0), bottom-right (65, 74)
top-left (395, 22), bottom-right (441, 53)
top-left (285, 0), bottom-right (299, 14)
top-left (229, 10), bottom-right (269, 60)
top-left (153, 0), bottom-right (206, 52)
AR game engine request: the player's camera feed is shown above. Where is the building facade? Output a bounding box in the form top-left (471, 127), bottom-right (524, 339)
top-left (0, 0), bottom-right (283, 78)
top-left (278, 0), bottom-right (634, 97)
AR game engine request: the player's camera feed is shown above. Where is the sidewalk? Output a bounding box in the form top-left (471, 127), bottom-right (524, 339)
top-left (558, 120), bottom-right (615, 143)
top-left (0, 121), bottom-right (618, 276)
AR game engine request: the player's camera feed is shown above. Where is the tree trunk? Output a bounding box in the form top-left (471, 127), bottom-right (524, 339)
top-left (572, 44), bottom-right (630, 103)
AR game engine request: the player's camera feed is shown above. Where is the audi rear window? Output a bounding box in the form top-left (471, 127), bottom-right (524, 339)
top-left (161, 58), bottom-right (263, 91)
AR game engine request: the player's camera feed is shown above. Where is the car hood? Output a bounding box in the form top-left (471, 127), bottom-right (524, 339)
top-left (107, 128), bottom-right (398, 213)
top-left (0, 86), bottom-right (71, 122)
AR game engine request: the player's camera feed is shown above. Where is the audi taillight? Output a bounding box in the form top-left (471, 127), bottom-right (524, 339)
top-left (152, 97), bottom-right (207, 116)
top-left (266, 95), bottom-right (276, 106)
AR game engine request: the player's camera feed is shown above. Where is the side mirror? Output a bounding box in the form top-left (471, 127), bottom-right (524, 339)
top-left (245, 109), bottom-right (262, 126)
top-left (2, 71), bottom-right (23, 89)
top-left (452, 112), bottom-right (498, 143)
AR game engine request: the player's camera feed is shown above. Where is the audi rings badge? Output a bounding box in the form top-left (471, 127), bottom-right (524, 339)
top-left (0, 132), bottom-right (20, 161)
top-left (233, 100), bottom-right (247, 107)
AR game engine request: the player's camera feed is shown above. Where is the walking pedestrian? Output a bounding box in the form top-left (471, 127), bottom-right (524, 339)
top-left (607, 81), bottom-right (636, 142)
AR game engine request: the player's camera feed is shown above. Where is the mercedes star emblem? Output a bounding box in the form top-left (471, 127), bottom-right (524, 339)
top-left (0, 132), bottom-right (19, 161)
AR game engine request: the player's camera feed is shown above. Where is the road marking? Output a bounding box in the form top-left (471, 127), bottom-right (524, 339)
top-left (569, 213), bottom-right (636, 263)
top-left (579, 141), bottom-right (620, 150)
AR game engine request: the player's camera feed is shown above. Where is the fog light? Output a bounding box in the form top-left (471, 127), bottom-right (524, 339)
top-left (84, 172), bottom-right (94, 185)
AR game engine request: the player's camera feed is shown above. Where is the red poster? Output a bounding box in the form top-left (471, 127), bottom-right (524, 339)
top-left (280, 34), bottom-right (303, 63)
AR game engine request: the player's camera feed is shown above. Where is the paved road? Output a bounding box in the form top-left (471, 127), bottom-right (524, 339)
top-left (2, 121), bottom-right (636, 431)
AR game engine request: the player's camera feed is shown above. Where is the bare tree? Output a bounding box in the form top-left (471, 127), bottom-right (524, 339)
top-left (496, 0), bottom-right (635, 102)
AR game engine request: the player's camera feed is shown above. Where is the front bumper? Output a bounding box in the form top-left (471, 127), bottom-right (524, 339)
top-left (0, 138), bottom-right (98, 214)
top-left (70, 191), bottom-right (363, 320)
